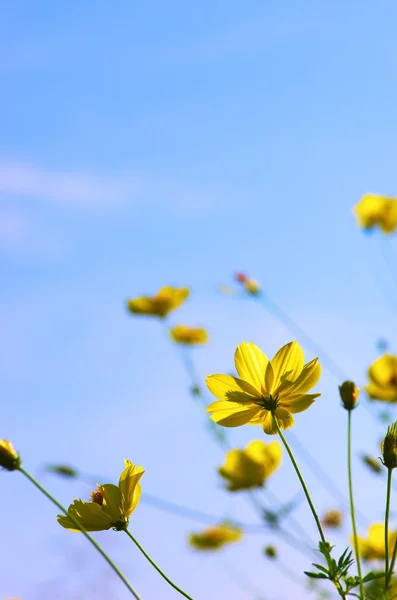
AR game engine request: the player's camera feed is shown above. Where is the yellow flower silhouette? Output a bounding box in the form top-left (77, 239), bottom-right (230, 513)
top-left (0, 439), bottom-right (21, 471)
top-left (354, 194), bottom-right (397, 234)
top-left (206, 341), bottom-right (321, 434)
top-left (188, 522), bottom-right (242, 551)
top-left (127, 286), bottom-right (189, 318)
top-left (169, 325), bottom-right (208, 345)
top-left (355, 524), bottom-right (397, 561)
top-left (218, 440), bottom-right (282, 491)
top-left (366, 354), bottom-right (397, 402)
top-left (58, 461), bottom-right (143, 532)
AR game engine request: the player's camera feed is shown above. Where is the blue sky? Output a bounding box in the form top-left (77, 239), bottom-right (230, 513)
top-left (1, 1), bottom-right (397, 599)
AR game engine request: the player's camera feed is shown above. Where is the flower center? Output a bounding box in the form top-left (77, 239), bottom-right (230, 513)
top-left (90, 487), bottom-right (104, 506)
top-left (257, 394), bottom-right (279, 411)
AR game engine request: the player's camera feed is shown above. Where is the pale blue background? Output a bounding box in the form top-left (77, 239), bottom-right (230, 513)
top-left (1, 2), bottom-right (397, 599)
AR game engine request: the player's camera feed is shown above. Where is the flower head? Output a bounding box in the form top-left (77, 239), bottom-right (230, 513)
top-left (321, 509), bottom-right (343, 529)
top-left (169, 325), bottom-right (208, 345)
top-left (339, 381), bottom-right (360, 411)
top-left (218, 440), bottom-right (282, 491)
top-left (126, 286), bottom-right (189, 318)
top-left (381, 421), bottom-right (397, 469)
top-left (235, 272), bottom-right (260, 295)
top-left (58, 460), bottom-right (144, 532)
top-left (206, 341), bottom-right (321, 434)
top-left (0, 440), bottom-right (21, 471)
top-left (188, 522), bottom-right (242, 551)
top-left (355, 524), bottom-right (397, 561)
top-left (353, 194), bottom-right (397, 234)
top-left (366, 354), bottom-right (397, 402)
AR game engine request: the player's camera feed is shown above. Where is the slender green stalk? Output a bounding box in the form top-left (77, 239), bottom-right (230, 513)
top-left (387, 532), bottom-right (397, 590)
top-left (19, 467), bottom-right (142, 600)
top-left (272, 414), bottom-right (326, 543)
top-left (347, 411), bottom-right (364, 600)
top-left (124, 528), bottom-right (194, 600)
top-left (385, 468), bottom-right (393, 590)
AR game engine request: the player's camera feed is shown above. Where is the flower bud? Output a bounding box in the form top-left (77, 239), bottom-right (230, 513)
top-left (381, 421), bottom-right (397, 469)
top-left (361, 454), bottom-right (382, 474)
top-left (339, 381), bottom-right (360, 411)
top-left (264, 545), bottom-right (277, 559)
top-left (0, 440), bottom-right (21, 471)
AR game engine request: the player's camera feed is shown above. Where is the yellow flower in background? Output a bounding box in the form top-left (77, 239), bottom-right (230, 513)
top-left (235, 272), bottom-right (261, 295)
top-left (188, 522), bottom-right (242, 551)
top-left (126, 286), bottom-right (189, 318)
top-left (366, 354), bottom-right (397, 402)
top-left (58, 461), bottom-right (144, 532)
top-left (218, 440), bottom-right (282, 491)
top-left (0, 439), bottom-right (21, 471)
top-left (353, 194), bottom-right (397, 234)
top-left (355, 524), bottom-right (397, 561)
top-left (169, 325), bottom-right (209, 345)
top-left (321, 509), bottom-right (343, 529)
top-left (206, 341), bottom-right (321, 434)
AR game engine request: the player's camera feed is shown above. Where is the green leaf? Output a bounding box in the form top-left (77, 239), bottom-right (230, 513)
top-left (304, 571), bottom-right (329, 580)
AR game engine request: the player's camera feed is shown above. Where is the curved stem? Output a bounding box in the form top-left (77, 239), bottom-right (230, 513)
top-left (124, 529), bottom-right (194, 600)
top-left (18, 467), bottom-right (142, 600)
top-left (347, 411), bottom-right (364, 599)
top-left (385, 468), bottom-right (393, 591)
top-left (272, 414), bottom-right (326, 543)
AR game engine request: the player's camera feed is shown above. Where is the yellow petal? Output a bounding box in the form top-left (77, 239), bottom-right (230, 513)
top-left (366, 383), bottom-right (397, 402)
top-left (119, 462), bottom-right (144, 517)
top-left (262, 408), bottom-right (295, 434)
top-left (368, 354), bottom-right (397, 386)
top-left (99, 484), bottom-right (123, 522)
top-left (206, 374), bottom-right (259, 402)
top-left (271, 341), bottom-right (304, 388)
top-left (262, 411), bottom-right (277, 435)
top-left (57, 500), bottom-right (112, 532)
top-left (234, 342), bottom-right (269, 391)
top-left (208, 401), bottom-right (262, 427)
top-left (280, 358), bottom-right (321, 395)
top-left (280, 393), bottom-right (320, 414)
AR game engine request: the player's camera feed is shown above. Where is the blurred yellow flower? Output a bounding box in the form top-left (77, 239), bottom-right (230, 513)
top-left (0, 439), bottom-right (21, 471)
top-left (235, 272), bottom-right (260, 295)
top-left (188, 522), bottom-right (242, 551)
top-left (354, 194), bottom-right (397, 234)
top-left (321, 509), bottom-right (343, 529)
top-left (218, 440), bottom-right (282, 491)
top-left (206, 341), bottom-right (321, 434)
top-left (366, 354), bottom-right (397, 402)
top-left (355, 524), bottom-right (397, 561)
top-left (126, 286), bottom-right (189, 318)
top-left (169, 325), bottom-right (208, 345)
top-left (58, 461), bottom-right (144, 532)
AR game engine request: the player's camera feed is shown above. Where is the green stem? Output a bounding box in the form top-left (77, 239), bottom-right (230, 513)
top-left (385, 468), bottom-right (393, 591)
top-left (19, 467), bottom-right (142, 600)
top-left (387, 529), bottom-right (397, 591)
top-left (124, 529), bottom-right (194, 600)
top-left (272, 414), bottom-right (326, 543)
top-left (347, 411), bottom-right (364, 600)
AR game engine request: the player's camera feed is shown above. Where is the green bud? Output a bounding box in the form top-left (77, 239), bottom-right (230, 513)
top-left (264, 545), bottom-right (277, 559)
top-left (381, 421), bottom-right (397, 469)
top-left (339, 381), bottom-right (360, 411)
top-left (0, 440), bottom-right (21, 471)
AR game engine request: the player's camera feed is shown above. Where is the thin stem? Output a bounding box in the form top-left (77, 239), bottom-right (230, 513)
top-left (385, 468), bottom-right (393, 590)
top-left (272, 414), bottom-right (326, 543)
top-left (18, 467), bottom-right (142, 600)
top-left (124, 529), bottom-right (194, 600)
top-left (387, 529), bottom-right (397, 591)
top-left (347, 411), bottom-right (364, 600)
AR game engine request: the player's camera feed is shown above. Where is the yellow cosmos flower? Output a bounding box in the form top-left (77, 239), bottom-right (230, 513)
top-left (366, 354), bottom-right (397, 402)
top-left (218, 440), bottom-right (282, 491)
top-left (188, 522), bottom-right (242, 551)
top-left (126, 286), bottom-right (189, 318)
top-left (58, 461), bottom-right (144, 532)
top-left (353, 193), bottom-right (397, 234)
top-left (355, 524), bottom-right (397, 561)
top-left (321, 509), bottom-right (343, 529)
top-left (0, 439), bottom-right (21, 471)
top-left (169, 325), bottom-right (209, 345)
top-left (206, 341), bottom-right (321, 434)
